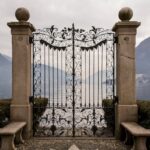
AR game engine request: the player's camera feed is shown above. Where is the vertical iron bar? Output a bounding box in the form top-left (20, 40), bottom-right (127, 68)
top-left (106, 43), bottom-right (108, 100)
top-left (72, 23), bottom-right (75, 137)
top-left (93, 108), bottom-right (96, 136)
top-left (101, 44), bottom-right (103, 102)
top-left (93, 48), bottom-right (96, 136)
top-left (113, 36), bottom-right (115, 100)
top-left (61, 50), bottom-right (63, 107)
top-left (52, 48), bottom-right (55, 135)
top-left (65, 49), bottom-right (67, 107)
top-left (48, 46), bottom-right (50, 107)
top-left (57, 50), bottom-right (59, 107)
top-left (89, 50), bottom-right (90, 108)
top-left (40, 42), bottom-right (42, 99)
top-left (85, 50), bottom-right (86, 107)
top-left (32, 35), bottom-right (35, 136)
top-left (52, 49), bottom-right (54, 106)
top-left (98, 46), bottom-right (100, 107)
top-left (44, 44), bottom-right (46, 98)
top-left (113, 34), bottom-right (115, 135)
top-left (80, 50), bottom-right (82, 107)
top-left (93, 49), bottom-right (95, 107)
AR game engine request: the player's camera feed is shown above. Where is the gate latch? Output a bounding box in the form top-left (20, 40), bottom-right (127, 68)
top-left (114, 36), bottom-right (118, 44)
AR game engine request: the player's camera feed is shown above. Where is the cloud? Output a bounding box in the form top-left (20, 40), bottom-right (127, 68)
top-left (0, 0), bottom-right (150, 56)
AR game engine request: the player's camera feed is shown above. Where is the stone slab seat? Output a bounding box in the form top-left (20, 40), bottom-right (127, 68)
top-left (0, 122), bottom-right (26, 150)
top-left (121, 122), bottom-right (150, 150)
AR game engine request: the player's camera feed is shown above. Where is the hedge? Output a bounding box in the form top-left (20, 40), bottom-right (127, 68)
top-left (33, 97), bottom-right (48, 133)
top-left (0, 98), bottom-right (48, 129)
top-left (102, 99), bottom-right (115, 129)
top-left (137, 100), bottom-right (150, 150)
top-left (102, 99), bottom-right (150, 150)
top-left (0, 100), bottom-right (10, 127)
top-left (0, 99), bottom-right (149, 149)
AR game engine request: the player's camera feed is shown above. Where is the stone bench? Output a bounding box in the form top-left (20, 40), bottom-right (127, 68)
top-left (0, 122), bottom-right (26, 150)
top-left (121, 122), bottom-right (150, 150)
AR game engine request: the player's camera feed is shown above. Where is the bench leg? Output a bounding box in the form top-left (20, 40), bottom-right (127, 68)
top-left (1, 135), bottom-right (16, 150)
top-left (132, 137), bottom-right (147, 150)
top-left (15, 128), bottom-right (24, 144)
top-left (120, 126), bottom-right (126, 141)
top-left (124, 130), bottom-right (133, 145)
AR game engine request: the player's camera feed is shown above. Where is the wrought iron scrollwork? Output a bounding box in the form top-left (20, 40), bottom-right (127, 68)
top-left (32, 24), bottom-right (115, 137)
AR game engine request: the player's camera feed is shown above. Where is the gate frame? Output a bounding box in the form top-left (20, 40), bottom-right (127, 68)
top-left (32, 24), bottom-right (115, 137)
top-left (7, 7), bottom-right (140, 139)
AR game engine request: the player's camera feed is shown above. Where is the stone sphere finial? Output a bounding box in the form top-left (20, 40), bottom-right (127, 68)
top-left (119, 7), bottom-right (133, 21)
top-left (15, 7), bottom-right (30, 22)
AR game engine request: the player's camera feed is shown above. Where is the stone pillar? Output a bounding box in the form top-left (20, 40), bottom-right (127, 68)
top-left (7, 8), bottom-right (35, 138)
top-left (112, 7), bottom-right (140, 139)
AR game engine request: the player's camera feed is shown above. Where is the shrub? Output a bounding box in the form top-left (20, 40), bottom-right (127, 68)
top-left (33, 97), bottom-right (48, 117)
top-left (0, 98), bottom-right (48, 130)
top-left (0, 100), bottom-right (10, 127)
top-left (33, 97), bottom-right (48, 133)
top-left (137, 100), bottom-right (150, 150)
top-left (102, 99), bottom-right (115, 130)
top-left (137, 100), bottom-right (150, 128)
top-left (103, 99), bottom-right (150, 149)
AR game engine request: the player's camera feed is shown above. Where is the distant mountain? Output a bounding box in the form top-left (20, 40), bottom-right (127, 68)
top-left (136, 37), bottom-right (150, 100)
top-left (38, 64), bottom-right (66, 97)
top-left (2, 55), bottom-right (12, 62)
top-left (85, 70), bottom-right (114, 86)
top-left (0, 53), bottom-right (67, 98)
top-left (85, 70), bottom-right (106, 83)
top-left (136, 37), bottom-right (150, 75)
top-left (0, 35), bottom-right (150, 100)
top-left (85, 37), bottom-right (150, 100)
top-left (0, 53), bottom-right (11, 65)
top-left (136, 74), bottom-right (150, 100)
top-left (0, 53), bottom-right (12, 98)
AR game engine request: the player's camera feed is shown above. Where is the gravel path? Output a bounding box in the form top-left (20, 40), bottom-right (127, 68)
top-left (17, 138), bottom-right (131, 150)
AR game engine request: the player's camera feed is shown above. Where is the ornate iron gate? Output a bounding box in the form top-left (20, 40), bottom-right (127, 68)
top-left (32, 24), bottom-right (115, 137)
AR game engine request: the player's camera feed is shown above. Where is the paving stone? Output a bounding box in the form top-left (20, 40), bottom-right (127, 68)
top-left (68, 144), bottom-right (80, 150)
top-left (17, 138), bottom-right (131, 150)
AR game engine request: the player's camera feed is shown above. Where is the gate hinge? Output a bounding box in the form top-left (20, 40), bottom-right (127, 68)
top-left (113, 36), bottom-right (118, 44)
top-left (29, 96), bottom-right (34, 103)
top-left (113, 96), bottom-right (118, 104)
top-left (29, 36), bottom-right (33, 44)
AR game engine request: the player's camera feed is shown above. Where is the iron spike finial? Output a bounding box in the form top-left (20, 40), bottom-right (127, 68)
top-left (72, 23), bottom-right (75, 29)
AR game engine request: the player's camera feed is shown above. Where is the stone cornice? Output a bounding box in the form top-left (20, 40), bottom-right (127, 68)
top-left (7, 21), bottom-right (35, 32)
top-left (112, 21), bottom-right (141, 32)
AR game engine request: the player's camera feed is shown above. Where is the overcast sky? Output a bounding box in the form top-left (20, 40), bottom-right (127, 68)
top-left (0, 0), bottom-right (150, 56)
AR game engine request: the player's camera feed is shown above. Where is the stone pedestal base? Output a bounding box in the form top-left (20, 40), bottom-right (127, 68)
top-left (10, 104), bottom-right (32, 139)
top-left (115, 104), bottom-right (138, 139)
